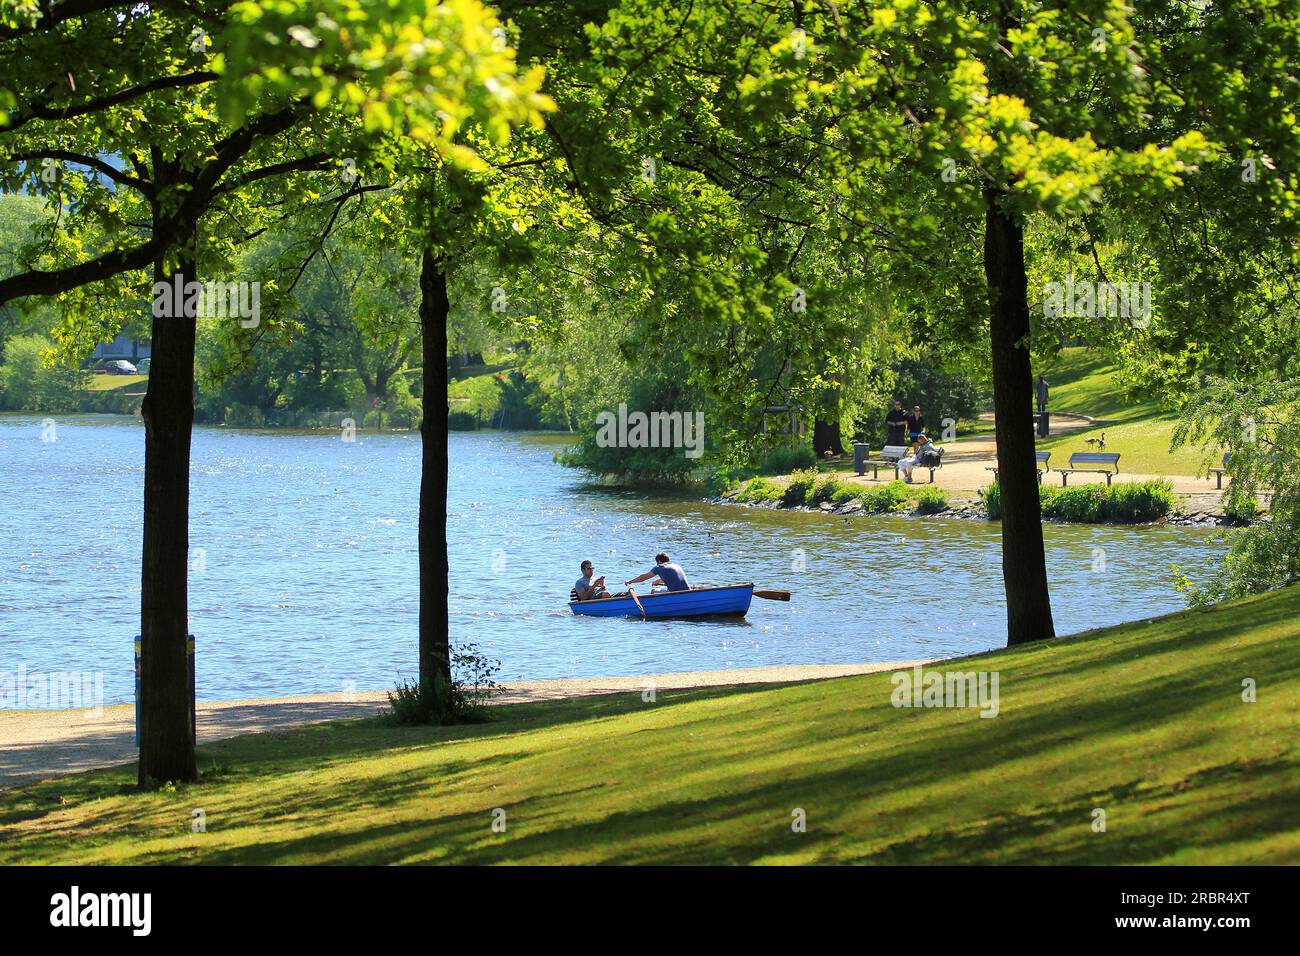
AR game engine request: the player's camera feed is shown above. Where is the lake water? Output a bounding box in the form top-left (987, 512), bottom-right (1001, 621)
top-left (0, 414), bottom-right (1223, 704)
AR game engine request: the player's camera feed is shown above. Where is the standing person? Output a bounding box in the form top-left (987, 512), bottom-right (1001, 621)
top-left (1036, 376), bottom-right (1049, 413)
top-left (885, 399), bottom-right (909, 446)
top-left (626, 552), bottom-right (691, 592)
top-left (907, 405), bottom-right (925, 442)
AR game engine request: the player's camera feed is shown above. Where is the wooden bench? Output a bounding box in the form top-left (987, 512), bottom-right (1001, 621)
top-left (853, 443), bottom-right (944, 482)
top-left (1209, 452), bottom-right (1231, 489)
top-left (986, 451), bottom-right (1052, 484)
top-left (1057, 452), bottom-right (1121, 486)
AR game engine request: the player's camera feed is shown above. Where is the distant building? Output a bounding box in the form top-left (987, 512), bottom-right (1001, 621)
top-left (91, 334), bottom-right (151, 362)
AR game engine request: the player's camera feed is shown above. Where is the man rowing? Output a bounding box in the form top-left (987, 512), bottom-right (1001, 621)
top-left (625, 552), bottom-right (691, 592)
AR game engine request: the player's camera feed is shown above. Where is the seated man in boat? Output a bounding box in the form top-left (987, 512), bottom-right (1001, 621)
top-left (571, 560), bottom-right (612, 602)
top-left (625, 552), bottom-right (691, 592)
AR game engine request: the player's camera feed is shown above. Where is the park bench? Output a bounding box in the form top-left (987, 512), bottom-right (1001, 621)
top-left (986, 451), bottom-right (1052, 484)
top-left (854, 443), bottom-right (908, 480)
top-left (853, 443), bottom-right (944, 483)
top-left (1209, 452), bottom-right (1231, 489)
top-left (1057, 451), bottom-right (1121, 486)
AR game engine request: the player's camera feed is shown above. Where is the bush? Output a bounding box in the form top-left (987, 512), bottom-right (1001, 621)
top-left (386, 644), bottom-right (501, 725)
top-left (913, 486), bottom-right (949, 514)
top-left (1223, 491), bottom-right (1258, 524)
top-left (830, 482), bottom-right (863, 505)
top-left (860, 480), bottom-right (911, 513)
top-left (981, 481), bottom-right (1002, 520)
top-left (760, 443), bottom-right (817, 474)
top-left (0, 335), bottom-right (87, 411)
top-left (781, 468), bottom-right (818, 506)
top-left (448, 411), bottom-right (479, 430)
top-left (982, 479), bottom-right (1174, 523)
top-left (736, 476), bottom-right (783, 503)
top-left (810, 473), bottom-right (845, 504)
top-left (1100, 481), bottom-right (1177, 523)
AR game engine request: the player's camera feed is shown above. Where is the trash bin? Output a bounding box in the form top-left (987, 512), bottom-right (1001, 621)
top-left (1037, 411), bottom-right (1050, 437)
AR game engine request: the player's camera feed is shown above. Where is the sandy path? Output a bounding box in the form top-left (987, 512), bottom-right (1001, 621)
top-left (0, 661), bottom-right (930, 788)
top-left (845, 413), bottom-right (1226, 498)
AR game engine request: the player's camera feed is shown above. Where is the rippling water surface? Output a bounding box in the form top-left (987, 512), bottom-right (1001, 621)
top-left (0, 414), bottom-right (1222, 703)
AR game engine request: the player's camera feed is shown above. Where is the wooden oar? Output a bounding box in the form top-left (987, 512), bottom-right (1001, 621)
top-left (753, 589), bottom-right (792, 601)
top-left (626, 586), bottom-right (647, 620)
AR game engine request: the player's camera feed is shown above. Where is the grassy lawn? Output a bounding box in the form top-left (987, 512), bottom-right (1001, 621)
top-left (1033, 348), bottom-right (1161, 424)
top-left (1030, 348), bottom-right (1219, 477)
top-left (3, 586), bottom-right (1298, 865)
top-left (1037, 415), bottom-right (1218, 478)
top-left (85, 373), bottom-right (147, 392)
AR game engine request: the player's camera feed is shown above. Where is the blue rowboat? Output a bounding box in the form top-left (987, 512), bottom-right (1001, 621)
top-left (569, 583), bottom-right (755, 619)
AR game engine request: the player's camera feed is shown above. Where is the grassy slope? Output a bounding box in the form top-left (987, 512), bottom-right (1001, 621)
top-left (3, 586), bottom-right (1298, 865)
top-left (1034, 349), bottom-right (1215, 477)
top-left (84, 373), bottom-right (147, 392)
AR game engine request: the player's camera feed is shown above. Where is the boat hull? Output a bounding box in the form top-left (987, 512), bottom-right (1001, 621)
top-left (569, 583), bottom-right (754, 619)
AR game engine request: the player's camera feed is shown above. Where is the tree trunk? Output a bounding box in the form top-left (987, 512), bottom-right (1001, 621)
top-left (984, 188), bottom-right (1055, 646)
top-left (418, 248), bottom-right (451, 708)
top-left (813, 418), bottom-right (844, 457)
top-left (138, 246), bottom-right (198, 785)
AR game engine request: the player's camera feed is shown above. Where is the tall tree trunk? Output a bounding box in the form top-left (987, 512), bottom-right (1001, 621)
top-left (138, 245), bottom-right (198, 785)
top-left (984, 189), bottom-right (1055, 646)
top-left (418, 248), bottom-right (451, 709)
top-left (813, 418), bottom-right (844, 457)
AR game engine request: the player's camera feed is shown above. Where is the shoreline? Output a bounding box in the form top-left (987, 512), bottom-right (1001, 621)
top-left (0, 661), bottom-right (930, 789)
top-left (707, 491), bottom-right (1241, 528)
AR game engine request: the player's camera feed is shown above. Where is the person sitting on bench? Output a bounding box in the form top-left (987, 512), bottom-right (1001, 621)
top-left (899, 434), bottom-right (940, 483)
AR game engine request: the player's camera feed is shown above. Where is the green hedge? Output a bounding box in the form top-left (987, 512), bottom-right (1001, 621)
top-left (981, 479), bottom-right (1176, 523)
top-left (732, 473), bottom-right (940, 514)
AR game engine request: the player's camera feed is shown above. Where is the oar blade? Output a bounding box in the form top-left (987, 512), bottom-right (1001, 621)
top-left (753, 589), bottom-right (791, 601)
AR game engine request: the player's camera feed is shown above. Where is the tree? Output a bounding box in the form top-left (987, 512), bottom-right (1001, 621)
top-left (0, 0), bottom-right (554, 779)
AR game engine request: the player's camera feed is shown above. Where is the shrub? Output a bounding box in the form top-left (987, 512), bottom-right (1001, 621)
top-left (913, 486), bottom-right (949, 514)
top-left (1102, 481), bottom-right (1176, 523)
top-left (860, 480), bottom-right (911, 513)
top-left (781, 468), bottom-right (818, 506)
top-left (0, 334), bottom-right (87, 411)
top-left (386, 644), bottom-right (501, 725)
top-left (983, 479), bottom-right (1174, 523)
top-left (736, 476), bottom-right (783, 503)
top-left (1223, 490), bottom-right (1258, 524)
top-left (1043, 484), bottom-right (1103, 522)
top-left (448, 411), bottom-right (480, 430)
top-left (830, 481), bottom-right (863, 505)
top-left (760, 443), bottom-right (817, 474)
top-left (810, 473), bottom-right (846, 504)
top-left (981, 481), bottom-right (1001, 520)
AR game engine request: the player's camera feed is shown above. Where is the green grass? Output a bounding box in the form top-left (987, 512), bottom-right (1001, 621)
top-left (1034, 347), bottom-right (1160, 424)
top-left (3, 586), bottom-right (1298, 864)
top-left (85, 373), bottom-right (147, 392)
top-left (1038, 416), bottom-right (1217, 477)
top-left (1031, 348), bottom-right (1220, 477)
